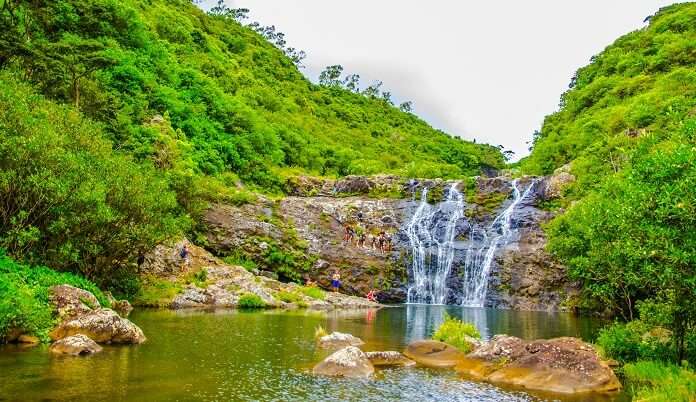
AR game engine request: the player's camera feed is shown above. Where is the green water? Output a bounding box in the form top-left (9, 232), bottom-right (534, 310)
top-left (0, 306), bottom-right (626, 402)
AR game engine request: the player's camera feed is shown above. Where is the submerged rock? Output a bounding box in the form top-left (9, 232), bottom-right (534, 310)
top-left (457, 336), bottom-right (621, 395)
top-left (317, 332), bottom-right (364, 350)
top-left (313, 346), bottom-right (374, 378)
top-left (403, 340), bottom-right (466, 368)
top-left (50, 309), bottom-right (146, 344)
top-left (365, 351), bottom-right (416, 367)
top-left (50, 334), bottom-right (102, 356)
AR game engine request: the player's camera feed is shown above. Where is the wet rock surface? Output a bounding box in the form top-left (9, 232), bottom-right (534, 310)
top-left (317, 332), bottom-right (364, 350)
top-left (457, 335), bottom-right (622, 395)
top-left (365, 351), bottom-right (416, 367)
top-left (50, 309), bottom-right (146, 344)
top-left (403, 340), bottom-right (466, 368)
top-left (312, 346), bottom-right (375, 378)
top-left (49, 334), bottom-right (103, 356)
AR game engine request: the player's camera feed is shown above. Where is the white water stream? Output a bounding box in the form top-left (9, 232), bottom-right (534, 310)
top-left (405, 179), bottom-right (536, 306)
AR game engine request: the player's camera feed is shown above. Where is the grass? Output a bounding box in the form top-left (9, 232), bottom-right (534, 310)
top-left (133, 277), bottom-right (183, 307)
top-left (299, 286), bottom-right (326, 300)
top-left (276, 290), bottom-right (308, 307)
top-left (315, 325), bottom-right (328, 339)
top-left (222, 252), bottom-right (259, 272)
top-left (432, 313), bottom-right (481, 353)
top-left (0, 252), bottom-right (109, 342)
top-left (237, 293), bottom-right (266, 309)
top-left (624, 361), bottom-right (696, 402)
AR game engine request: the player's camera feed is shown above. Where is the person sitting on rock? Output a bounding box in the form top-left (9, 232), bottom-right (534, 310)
top-left (366, 289), bottom-right (378, 302)
top-left (331, 272), bottom-right (341, 293)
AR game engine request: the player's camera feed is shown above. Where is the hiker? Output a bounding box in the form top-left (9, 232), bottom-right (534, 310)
top-left (348, 226), bottom-right (356, 245)
top-left (377, 231), bottom-right (386, 253)
top-left (331, 272), bottom-right (341, 293)
top-left (358, 232), bottom-right (367, 248)
top-left (343, 224), bottom-right (351, 242)
top-left (357, 211), bottom-right (364, 222)
top-left (179, 244), bottom-right (191, 267)
top-left (370, 234), bottom-right (377, 250)
top-left (384, 233), bottom-right (393, 252)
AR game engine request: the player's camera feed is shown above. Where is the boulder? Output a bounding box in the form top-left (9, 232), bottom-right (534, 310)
top-left (318, 332), bottom-right (365, 350)
top-left (403, 340), bottom-right (466, 368)
top-left (313, 346), bottom-right (374, 378)
top-left (50, 334), bottom-right (103, 356)
top-left (49, 284), bottom-right (100, 320)
top-left (112, 300), bottom-right (133, 317)
top-left (17, 334), bottom-right (40, 345)
top-left (542, 164), bottom-right (575, 199)
top-left (457, 336), bottom-right (621, 395)
top-left (365, 351), bottom-right (416, 367)
top-left (50, 309), bottom-right (146, 344)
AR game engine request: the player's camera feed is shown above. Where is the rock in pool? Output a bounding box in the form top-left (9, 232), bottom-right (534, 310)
top-left (50, 308), bottom-right (146, 344)
top-left (456, 335), bottom-right (622, 395)
top-left (365, 351), bottom-right (415, 367)
top-left (50, 334), bottom-right (103, 356)
top-left (313, 346), bottom-right (374, 378)
top-left (317, 332), bottom-right (365, 350)
top-left (403, 340), bottom-right (466, 368)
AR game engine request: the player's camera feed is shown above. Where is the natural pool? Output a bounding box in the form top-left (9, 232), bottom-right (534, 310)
top-left (0, 305), bottom-right (627, 401)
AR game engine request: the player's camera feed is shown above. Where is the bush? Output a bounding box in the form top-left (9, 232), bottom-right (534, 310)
top-left (237, 293), bottom-right (266, 309)
top-left (432, 313), bottom-right (481, 353)
top-left (597, 321), bottom-right (676, 364)
top-left (299, 286), bottom-right (326, 300)
top-left (0, 252), bottom-right (108, 341)
top-left (624, 361), bottom-right (696, 402)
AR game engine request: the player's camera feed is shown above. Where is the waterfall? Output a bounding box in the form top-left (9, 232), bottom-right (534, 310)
top-left (405, 183), bottom-right (464, 304)
top-left (461, 179), bottom-right (536, 307)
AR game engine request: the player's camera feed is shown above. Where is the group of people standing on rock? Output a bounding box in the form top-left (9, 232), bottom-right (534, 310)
top-left (343, 224), bottom-right (392, 253)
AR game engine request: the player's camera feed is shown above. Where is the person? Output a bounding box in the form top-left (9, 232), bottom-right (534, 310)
top-left (331, 272), bottom-right (341, 293)
top-left (366, 289), bottom-right (378, 302)
top-left (348, 226), bottom-right (356, 245)
top-left (358, 232), bottom-right (366, 248)
top-left (179, 244), bottom-right (191, 267)
top-left (343, 224), bottom-right (352, 242)
top-left (377, 231), bottom-right (386, 254)
top-left (384, 233), bottom-right (392, 253)
top-left (370, 234), bottom-right (377, 250)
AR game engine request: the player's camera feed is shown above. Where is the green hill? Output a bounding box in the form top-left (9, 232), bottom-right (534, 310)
top-left (521, 3), bottom-right (696, 366)
top-left (0, 0), bottom-right (503, 191)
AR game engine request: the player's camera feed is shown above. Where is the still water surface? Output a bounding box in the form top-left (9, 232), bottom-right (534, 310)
top-left (0, 305), bottom-right (626, 402)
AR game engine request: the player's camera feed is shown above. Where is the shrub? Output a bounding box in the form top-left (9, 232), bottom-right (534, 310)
top-left (432, 313), bottom-right (481, 353)
top-left (624, 361), bottom-right (696, 402)
top-left (237, 293), bottom-right (266, 309)
top-left (597, 321), bottom-right (678, 364)
top-left (299, 286), bottom-right (326, 300)
top-left (276, 291), bottom-right (303, 304)
top-left (314, 325), bottom-right (328, 339)
top-left (0, 252), bottom-right (108, 341)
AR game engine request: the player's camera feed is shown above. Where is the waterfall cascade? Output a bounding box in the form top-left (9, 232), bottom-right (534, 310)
top-left (405, 184), bottom-right (464, 304)
top-left (404, 179), bottom-right (536, 306)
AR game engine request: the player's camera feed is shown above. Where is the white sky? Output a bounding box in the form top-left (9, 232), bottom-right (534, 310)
top-left (201, 0), bottom-right (686, 160)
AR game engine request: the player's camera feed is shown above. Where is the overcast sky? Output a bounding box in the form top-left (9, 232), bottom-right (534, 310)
top-left (201, 0), bottom-right (686, 160)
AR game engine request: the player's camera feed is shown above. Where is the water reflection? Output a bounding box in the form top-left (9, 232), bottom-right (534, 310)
top-left (0, 307), bottom-right (612, 402)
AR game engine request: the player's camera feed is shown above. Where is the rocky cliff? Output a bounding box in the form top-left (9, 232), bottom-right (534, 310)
top-left (198, 173), bottom-right (577, 311)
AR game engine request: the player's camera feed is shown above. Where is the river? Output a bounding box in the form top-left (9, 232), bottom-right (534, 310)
top-left (0, 306), bottom-right (627, 402)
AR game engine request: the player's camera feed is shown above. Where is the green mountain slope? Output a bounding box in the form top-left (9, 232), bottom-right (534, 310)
top-left (522, 3), bottom-right (696, 366)
top-left (0, 0), bottom-right (503, 191)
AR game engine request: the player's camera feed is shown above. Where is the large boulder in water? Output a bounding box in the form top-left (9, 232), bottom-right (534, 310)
top-left (313, 346), bottom-right (374, 378)
top-left (317, 332), bottom-right (365, 350)
top-left (49, 285), bottom-right (101, 321)
top-left (50, 309), bottom-right (146, 344)
top-left (403, 340), bottom-right (466, 368)
top-left (457, 335), bottom-right (621, 395)
top-left (49, 334), bottom-right (102, 356)
top-left (365, 351), bottom-right (416, 367)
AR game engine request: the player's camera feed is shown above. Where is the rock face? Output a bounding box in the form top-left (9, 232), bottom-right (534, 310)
top-left (140, 241), bottom-right (380, 310)
top-left (193, 174), bottom-right (575, 311)
top-left (365, 351), bottom-right (416, 367)
top-left (312, 346), bottom-right (375, 378)
top-left (50, 309), bottom-right (146, 344)
top-left (457, 335), bottom-right (621, 395)
top-left (49, 334), bottom-right (103, 355)
top-left (49, 285), bottom-right (101, 320)
top-left (317, 332), bottom-right (365, 350)
top-left (403, 340), bottom-right (466, 368)
top-left (541, 164), bottom-right (576, 200)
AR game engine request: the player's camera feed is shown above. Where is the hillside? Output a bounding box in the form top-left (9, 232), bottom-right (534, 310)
top-left (0, 0), bottom-right (503, 191)
top-left (522, 2), bottom-right (696, 365)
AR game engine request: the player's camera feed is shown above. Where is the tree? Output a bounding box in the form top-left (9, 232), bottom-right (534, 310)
top-left (343, 74), bottom-right (360, 92)
top-left (319, 65), bottom-right (343, 87)
top-left (381, 91), bottom-right (393, 105)
top-left (399, 101), bottom-right (413, 113)
top-left (362, 80), bottom-right (382, 98)
top-left (41, 34), bottom-right (114, 108)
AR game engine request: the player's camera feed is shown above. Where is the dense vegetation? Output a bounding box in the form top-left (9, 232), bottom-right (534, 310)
top-left (0, 251), bottom-right (108, 341)
top-left (520, 3), bottom-right (696, 394)
top-left (432, 314), bottom-right (481, 353)
top-left (0, 0), bottom-right (504, 296)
